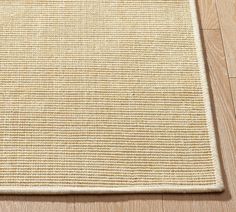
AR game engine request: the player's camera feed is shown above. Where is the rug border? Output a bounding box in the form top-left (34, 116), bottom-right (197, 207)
top-left (0, 0), bottom-right (224, 194)
top-left (188, 0), bottom-right (224, 192)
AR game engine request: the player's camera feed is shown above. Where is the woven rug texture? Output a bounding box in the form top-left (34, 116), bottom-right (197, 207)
top-left (0, 0), bottom-right (223, 193)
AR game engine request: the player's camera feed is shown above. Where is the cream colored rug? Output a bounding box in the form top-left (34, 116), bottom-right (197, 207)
top-left (0, 0), bottom-right (224, 194)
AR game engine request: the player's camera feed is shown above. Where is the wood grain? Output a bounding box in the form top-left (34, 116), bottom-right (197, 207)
top-left (197, 0), bottom-right (219, 29)
top-left (163, 30), bottom-right (236, 212)
top-left (75, 195), bottom-right (163, 212)
top-left (0, 196), bottom-right (74, 212)
top-left (216, 0), bottom-right (236, 77)
top-left (230, 78), bottom-right (236, 112)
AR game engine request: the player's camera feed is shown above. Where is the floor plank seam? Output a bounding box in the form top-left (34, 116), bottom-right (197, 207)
top-left (229, 79), bottom-right (236, 117)
top-left (214, 2), bottom-right (236, 117)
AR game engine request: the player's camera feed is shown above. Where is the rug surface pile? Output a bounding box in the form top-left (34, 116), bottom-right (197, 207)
top-left (0, 0), bottom-right (223, 193)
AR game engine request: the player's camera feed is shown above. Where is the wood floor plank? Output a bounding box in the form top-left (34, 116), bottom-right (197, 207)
top-left (216, 0), bottom-right (236, 77)
top-left (163, 30), bottom-right (236, 212)
top-left (0, 196), bottom-right (75, 212)
top-left (230, 78), bottom-right (236, 112)
top-left (74, 195), bottom-right (163, 212)
top-left (197, 0), bottom-right (220, 29)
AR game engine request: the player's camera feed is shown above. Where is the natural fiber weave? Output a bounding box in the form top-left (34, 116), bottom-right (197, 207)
top-left (0, 0), bottom-right (223, 194)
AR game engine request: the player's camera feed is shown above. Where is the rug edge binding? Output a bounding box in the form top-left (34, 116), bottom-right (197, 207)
top-left (189, 0), bottom-right (224, 193)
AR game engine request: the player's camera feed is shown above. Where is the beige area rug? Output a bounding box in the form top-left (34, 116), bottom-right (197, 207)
top-left (0, 0), bottom-right (224, 194)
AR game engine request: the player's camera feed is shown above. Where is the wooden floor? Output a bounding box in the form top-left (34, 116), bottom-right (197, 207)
top-left (0, 0), bottom-right (236, 211)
